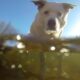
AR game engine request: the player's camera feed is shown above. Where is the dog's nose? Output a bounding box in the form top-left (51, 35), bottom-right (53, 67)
top-left (48, 19), bottom-right (56, 30)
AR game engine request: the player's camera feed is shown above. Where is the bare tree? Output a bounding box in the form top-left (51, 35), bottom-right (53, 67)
top-left (0, 22), bottom-right (18, 35)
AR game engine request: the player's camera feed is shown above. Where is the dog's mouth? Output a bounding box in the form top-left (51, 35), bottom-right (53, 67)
top-left (45, 29), bottom-right (61, 38)
top-left (45, 30), bottom-right (57, 35)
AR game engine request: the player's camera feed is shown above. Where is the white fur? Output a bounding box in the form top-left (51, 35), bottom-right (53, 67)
top-left (28, 2), bottom-right (73, 41)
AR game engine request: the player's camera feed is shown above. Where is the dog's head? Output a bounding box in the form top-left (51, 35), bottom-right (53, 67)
top-left (31, 0), bottom-right (74, 39)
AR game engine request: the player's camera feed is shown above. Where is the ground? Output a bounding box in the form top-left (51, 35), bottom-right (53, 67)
top-left (0, 35), bottom-right (80, 80)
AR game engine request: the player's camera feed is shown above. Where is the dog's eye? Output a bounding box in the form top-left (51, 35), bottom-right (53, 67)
top-left (44, 11), bottom-right (49, 15)
top-left (57, 12), bottom-right (62, 17)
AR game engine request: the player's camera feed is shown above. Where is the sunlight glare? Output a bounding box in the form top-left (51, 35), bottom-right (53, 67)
top-left (69, 20), bottom-right (80, 37)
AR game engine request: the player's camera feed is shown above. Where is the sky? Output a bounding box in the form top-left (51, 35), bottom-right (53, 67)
top-left (0, 0), bottom-right (80, 38)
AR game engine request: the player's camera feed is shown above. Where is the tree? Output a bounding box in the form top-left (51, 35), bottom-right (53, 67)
top-left (0, 22), bottom-right (18, 35)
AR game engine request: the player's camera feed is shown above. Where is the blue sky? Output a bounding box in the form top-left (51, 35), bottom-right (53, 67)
top-left (0, 0), bottom-right (80, 38)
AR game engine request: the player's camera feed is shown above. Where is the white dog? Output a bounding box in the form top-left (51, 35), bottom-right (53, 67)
top-left (28, 0), bottom-right (74, 42)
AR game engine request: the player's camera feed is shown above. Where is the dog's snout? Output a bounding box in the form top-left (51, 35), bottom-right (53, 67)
top-left (48, 19), bottom-right (56, 30)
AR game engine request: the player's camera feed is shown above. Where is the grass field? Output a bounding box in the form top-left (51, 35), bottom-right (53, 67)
top-left (0, 35), bottom-right (80, 80)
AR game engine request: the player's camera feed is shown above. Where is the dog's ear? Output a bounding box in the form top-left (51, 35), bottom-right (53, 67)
top-left (32, 0), bottom-right (47, 9)
top-left (63, 3), bottom-right (75, 11)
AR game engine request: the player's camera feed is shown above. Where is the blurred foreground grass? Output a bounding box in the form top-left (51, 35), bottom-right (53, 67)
top-left (0, 35), bottom-right (80, 80)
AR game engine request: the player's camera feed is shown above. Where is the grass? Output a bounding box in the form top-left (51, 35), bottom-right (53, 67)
top-left (0, 35), bottom-right (80, 80)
